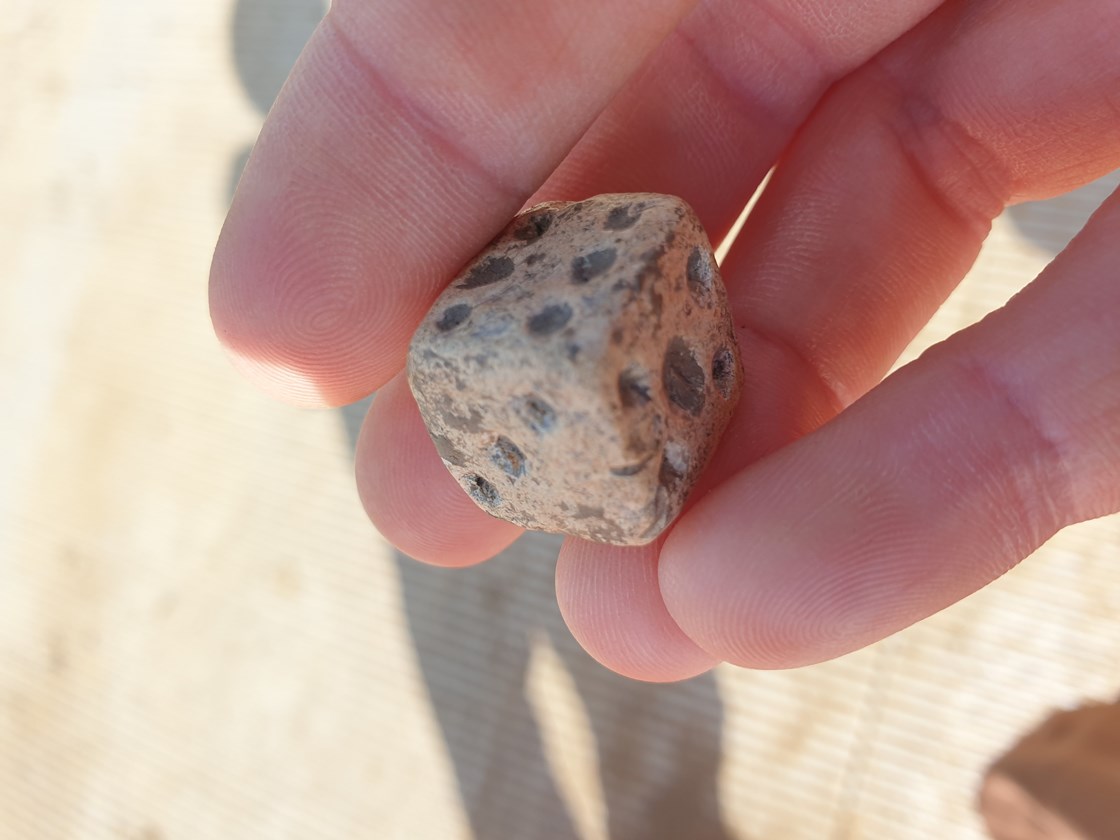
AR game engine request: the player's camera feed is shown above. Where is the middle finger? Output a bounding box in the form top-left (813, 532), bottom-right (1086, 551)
top-left (360, 0), bottom-right (948, 566)
top-left (562, 0), bottom-right (1120, 680)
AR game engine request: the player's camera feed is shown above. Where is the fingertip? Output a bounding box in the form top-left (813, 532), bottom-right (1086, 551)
top-left (356, 374), bottom-right (523, 567)
top-left (208, 176), bottom-right (406, 409)
top-left (556, 537), bottom-right (718, 682)
top-left (659, 348), bottom-right (1058, 670)
top-left (659, 459), bottom-right (913, 670)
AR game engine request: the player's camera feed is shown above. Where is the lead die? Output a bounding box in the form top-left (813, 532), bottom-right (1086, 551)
top-left (407, 193), bottom-right (743, 546)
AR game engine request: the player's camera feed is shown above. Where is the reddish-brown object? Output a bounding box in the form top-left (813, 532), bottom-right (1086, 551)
top-left (979, 702), bottom-right (1120, 840)
top-left (408, 193), bottom-right (742, 545)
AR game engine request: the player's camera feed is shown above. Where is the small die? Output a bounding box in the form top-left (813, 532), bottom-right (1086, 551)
top-left (407, 193), bottom-right (742, 546)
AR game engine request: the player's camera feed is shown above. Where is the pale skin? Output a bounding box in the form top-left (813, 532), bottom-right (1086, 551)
top-left (210, 0), bottom-right (1120, 682)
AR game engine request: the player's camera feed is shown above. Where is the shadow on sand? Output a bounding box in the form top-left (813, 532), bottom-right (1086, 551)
top-left (338, 400), bottom-right (733, 840)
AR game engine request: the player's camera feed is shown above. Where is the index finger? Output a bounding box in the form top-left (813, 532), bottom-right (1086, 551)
top-left (209, 0), bottom-right (696, 407)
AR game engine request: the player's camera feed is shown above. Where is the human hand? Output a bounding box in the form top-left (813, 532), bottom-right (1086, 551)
top-left (209, 0), bottom-right (1120, 681)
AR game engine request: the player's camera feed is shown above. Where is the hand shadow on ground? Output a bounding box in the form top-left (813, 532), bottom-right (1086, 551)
top-left (340, 399), bottom-right (734, 840)
top-left (229, 2), bottom-right (736, 836)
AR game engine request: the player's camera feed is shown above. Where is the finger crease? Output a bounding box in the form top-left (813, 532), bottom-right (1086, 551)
top-left (750, 0), bottom-right (833, 79)
top-left (951, 353), bottom-right (1078, 546)
top-left (323, 12), bottom-right (529, 209)
top-left (735, 317), bottom-right (847, 416)
top-left (671, 28), bottom-right (797, 133)
top-left (870, 60), bottom-right (1012, 238)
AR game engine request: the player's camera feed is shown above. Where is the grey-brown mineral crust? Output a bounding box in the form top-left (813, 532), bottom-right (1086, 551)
top-left (407, 193), bottom-right (743, 546)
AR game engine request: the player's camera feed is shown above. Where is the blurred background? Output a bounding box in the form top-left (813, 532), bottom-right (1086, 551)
top-left (1, 2), bottom-right (1118, 838)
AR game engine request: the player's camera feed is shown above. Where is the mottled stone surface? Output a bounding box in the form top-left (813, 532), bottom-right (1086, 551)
top-left (407, 193), bottom-right (742, 545)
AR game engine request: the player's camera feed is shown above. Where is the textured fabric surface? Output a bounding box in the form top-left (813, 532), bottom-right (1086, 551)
top-left (2, 3), bottom-right (1118, 838)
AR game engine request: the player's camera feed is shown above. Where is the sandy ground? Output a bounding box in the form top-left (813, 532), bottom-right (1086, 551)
top-left (2, 2), bottom-right (1118, 838)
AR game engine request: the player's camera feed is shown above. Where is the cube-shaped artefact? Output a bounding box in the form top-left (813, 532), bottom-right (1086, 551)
top-left (407, 193), bottom-right (742, 545)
